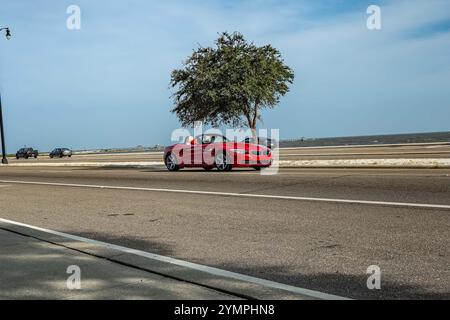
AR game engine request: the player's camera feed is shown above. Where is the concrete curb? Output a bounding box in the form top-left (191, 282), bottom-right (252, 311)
top-left (3, 158), bottom-right (450, 169)
top-left (0, 219), bottom-right (348, 300)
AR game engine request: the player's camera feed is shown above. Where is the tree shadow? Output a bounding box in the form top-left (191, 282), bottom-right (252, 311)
top-left (0, 229), bottom-right (234, 300)
top-left (2, 228), bottom-right (448, 300)
top-left (209, 262), bottom-right (450, 300)
top-left (69, 230), bottom-right (448, 300)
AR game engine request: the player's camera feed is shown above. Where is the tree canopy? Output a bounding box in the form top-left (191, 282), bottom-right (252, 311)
top-left (170, 32), bottom-right (294, 135)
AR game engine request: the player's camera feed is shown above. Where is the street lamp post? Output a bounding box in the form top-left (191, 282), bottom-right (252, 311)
top-left (0, 94), bottom-right (7, 164)
top-left (0, 27), bottom-right (11, 164)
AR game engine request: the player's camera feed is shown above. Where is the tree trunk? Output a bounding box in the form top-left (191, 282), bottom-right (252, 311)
top-left (251, 104), bottom-right (259, 139)
top-left (245, 113), bottom-right (257, 138)
top-left (251, 127), bottom-right (257, 139)
top-left (244, 102), bottom-right (258, 139)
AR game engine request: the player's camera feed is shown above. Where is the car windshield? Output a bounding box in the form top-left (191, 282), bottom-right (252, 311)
top-left (198, 135), bottom-right (228, 144)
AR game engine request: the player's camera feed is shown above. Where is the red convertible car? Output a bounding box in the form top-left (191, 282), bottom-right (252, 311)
top-left (164, 134), bottom-right (273, 171)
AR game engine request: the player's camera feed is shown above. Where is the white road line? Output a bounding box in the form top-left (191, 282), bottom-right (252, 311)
top-left (1, 179), bottom-right (450, 210)
top-left (0, 217), bottom-right (347, 300)
top-left (6, 161), bottom-right (164, 167)
top-left (73, 151), bottom-right (164, 157)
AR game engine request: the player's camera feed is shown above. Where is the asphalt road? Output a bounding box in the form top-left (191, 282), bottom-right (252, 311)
top-left (1, 165), bottom-right (449, 300)
top-left (7, 143), bottom-right (450, 164)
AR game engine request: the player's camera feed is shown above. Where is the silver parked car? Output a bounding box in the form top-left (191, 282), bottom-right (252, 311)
top-left (49, 148), bottom-right (72, 158)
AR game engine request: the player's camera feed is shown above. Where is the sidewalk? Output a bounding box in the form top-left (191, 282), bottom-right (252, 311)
top-left (0, 228), bottom-right (238, 300)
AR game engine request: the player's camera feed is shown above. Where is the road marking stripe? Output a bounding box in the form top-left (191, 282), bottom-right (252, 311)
top-left (6, 162), bottom-right (164, 167)
top-left (0, 217), bottom-right (347, 300)
top-left (73, 151), bottom-right (164, 157)
top-left (1, 179), bottom-right (450, 210)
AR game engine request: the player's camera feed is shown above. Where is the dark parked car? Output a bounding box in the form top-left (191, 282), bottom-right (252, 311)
top-left (243, 137), bottom-right (278, 149)
top-left (49, 148), bottom-right (72, 158)
top-left (16, 147), bottom-right (38, 159)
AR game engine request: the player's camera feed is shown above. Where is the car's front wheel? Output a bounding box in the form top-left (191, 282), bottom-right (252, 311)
top-left (215, 152), bottom-right (232, 172)
top-left (165, 153), bottom-right (180, 171)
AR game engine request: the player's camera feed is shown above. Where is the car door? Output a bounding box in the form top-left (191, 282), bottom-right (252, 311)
top-left (203, 135), bottom-right (222, 166)
top-left (174, 136), bottom-right (198, 167)
top-left (190, 135), bottom-right (205, 166)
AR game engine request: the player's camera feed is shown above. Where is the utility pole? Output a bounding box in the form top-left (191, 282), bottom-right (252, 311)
top-left (0, 26), bottom-right (11, 164)
top-left (0, 94), bottom-right (7, 164)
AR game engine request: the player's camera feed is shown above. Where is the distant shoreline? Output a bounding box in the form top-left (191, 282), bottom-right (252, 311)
top-left (280, 131), bottom-right (450, 148)
top-left (69, 131), bottom-right (450, 155)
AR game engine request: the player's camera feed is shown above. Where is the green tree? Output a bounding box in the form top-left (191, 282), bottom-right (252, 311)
top-left (170, 32), bottom-right (294, 137)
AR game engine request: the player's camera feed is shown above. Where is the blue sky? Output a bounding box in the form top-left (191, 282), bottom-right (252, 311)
top-left (0, 0), bottom-right (449, 151)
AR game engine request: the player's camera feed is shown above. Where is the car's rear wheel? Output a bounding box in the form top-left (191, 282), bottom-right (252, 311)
top-left (165, 153), bottom-right (180, 171)
top-left (215, 152), bottom-right (232, 172)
